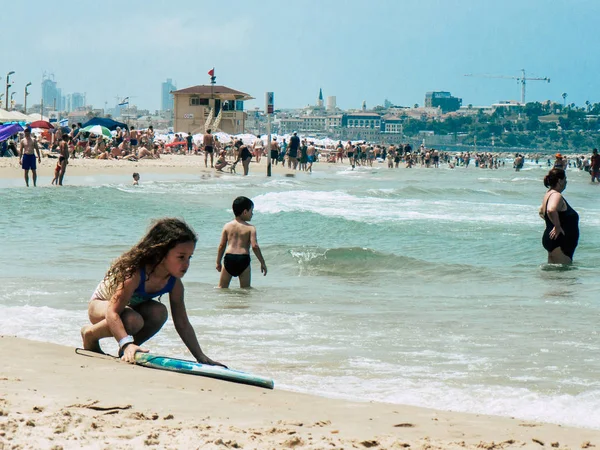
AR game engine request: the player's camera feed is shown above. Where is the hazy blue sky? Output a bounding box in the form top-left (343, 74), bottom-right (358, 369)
top-left (2, 0), bottom-right (597, 112)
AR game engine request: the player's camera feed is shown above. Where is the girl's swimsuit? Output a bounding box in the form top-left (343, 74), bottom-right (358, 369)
top-left (542, 194), bottom-right (579, 259)
top-left (91, 268), bottom-right (177, 306)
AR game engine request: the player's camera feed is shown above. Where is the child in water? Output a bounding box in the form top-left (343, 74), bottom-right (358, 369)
top-left (132, 172), bottom-right (140, 185)
top-left (216, 196), bottom-right (267, 288)
top-left (81, 218), bottom-right (225, 367)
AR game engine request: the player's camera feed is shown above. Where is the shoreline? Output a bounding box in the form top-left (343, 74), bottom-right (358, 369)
top-left (0, 152), bottom-right (553, 182)
top-left (0, 155), bottom-right (319, 181)
top-left (0, 337), bottom-right (598, 449)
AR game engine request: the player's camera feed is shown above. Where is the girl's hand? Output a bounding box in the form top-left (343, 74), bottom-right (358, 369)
top-left (121, 344), bottom-right (148, 363)
top-left (261, 264), bottom-right (267, 276)
top-left (216, 263), bottom-right (222, 272)
top-left (198, 355), bottom-right (228, 369)
top-left (549, 226), bottom-right (564, 240)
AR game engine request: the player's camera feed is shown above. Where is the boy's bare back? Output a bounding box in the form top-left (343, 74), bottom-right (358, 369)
top-left (223, 219), bottom-right (254, 254)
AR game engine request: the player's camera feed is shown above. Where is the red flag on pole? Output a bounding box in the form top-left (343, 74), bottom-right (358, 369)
top-left (208, 68), bottom-right (215, 76)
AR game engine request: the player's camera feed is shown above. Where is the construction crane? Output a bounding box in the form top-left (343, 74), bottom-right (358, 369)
top-left (464, 69), bottom-right (550, 105)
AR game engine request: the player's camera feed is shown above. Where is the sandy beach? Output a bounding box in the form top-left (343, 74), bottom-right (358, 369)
top-left (0, 337), bottom-right (598, 449)
top-left (0, 154), bottom-right (306, 180)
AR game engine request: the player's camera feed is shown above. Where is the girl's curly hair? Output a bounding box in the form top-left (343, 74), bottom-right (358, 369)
top-left (104, 218), bottom-right (197, 292)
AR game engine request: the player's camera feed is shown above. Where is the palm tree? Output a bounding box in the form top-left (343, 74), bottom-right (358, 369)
top-left (585, 100), bottom-right (591, 112)
top-left (562, 92), bottom-right (567, 107)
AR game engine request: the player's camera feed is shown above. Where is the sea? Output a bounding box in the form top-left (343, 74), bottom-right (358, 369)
top-left (0, 159), bottom-right (599, 429)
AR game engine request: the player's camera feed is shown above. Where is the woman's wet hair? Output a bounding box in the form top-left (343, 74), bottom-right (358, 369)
top-left (104, 218), bottom-right (197, 291)
top-left (544, 168), bottom-right (566, 188)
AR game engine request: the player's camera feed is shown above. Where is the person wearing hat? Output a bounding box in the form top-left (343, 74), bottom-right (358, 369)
top-left (19, 128), bottom-right (42, 187)
top-left (553, 153), bottom-right (567, 170)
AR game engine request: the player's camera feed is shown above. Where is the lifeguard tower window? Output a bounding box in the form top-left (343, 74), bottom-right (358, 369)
top-left (190, 98), bottom-right (209, 106)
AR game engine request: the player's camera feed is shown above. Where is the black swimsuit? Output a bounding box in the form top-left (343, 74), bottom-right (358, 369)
top-left (542, 194), bottom-right (579, 259)
top-left (224, 254), bottom-right (251, 277)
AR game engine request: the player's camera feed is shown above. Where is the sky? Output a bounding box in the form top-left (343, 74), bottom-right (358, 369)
top-left (2, 0), bottom-right (598, 112)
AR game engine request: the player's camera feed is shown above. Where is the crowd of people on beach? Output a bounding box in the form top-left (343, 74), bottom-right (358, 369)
top-left (3, 121), bottom-right (600, 187)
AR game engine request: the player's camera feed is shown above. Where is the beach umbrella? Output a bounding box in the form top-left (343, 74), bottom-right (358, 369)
top-left (81, 125), bottom-right (112, 140)
top-left (0, 123), bottom-right (24, 143)
top-left (29, 120), bottom-right (54, 129)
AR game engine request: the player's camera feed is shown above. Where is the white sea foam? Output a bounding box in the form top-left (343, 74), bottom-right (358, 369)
top-left (253, 190), bottom-right (539, 225)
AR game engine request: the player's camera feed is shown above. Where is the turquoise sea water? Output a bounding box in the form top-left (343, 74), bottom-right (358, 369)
top-left (0, 161), bottom-right (599, 428)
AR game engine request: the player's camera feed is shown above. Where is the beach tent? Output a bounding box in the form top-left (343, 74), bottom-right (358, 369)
top-left (0, 109), bottom-right (26, 123)
top-left (9, 111), bottom-right (31, 122)
top-left (26, 113), bottom-right (50, 122)
top-left (0, 123), bottom-right (23, 143)
top-left (81, 117), bottom-right (128, 131)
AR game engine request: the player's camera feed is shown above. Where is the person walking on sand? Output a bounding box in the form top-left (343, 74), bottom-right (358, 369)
top-left (81, 218), bottom-right (226, 366)
top-left (287, 132), bottom-right (300, 169)
top-left (252, 135), bottom-right (264, 163)
top-left (216, 196), bottom-right (267, 288)
top-left (203, 129), bottom-right (215, 168)
top-left (270, 137), bottom-right (280, 166)
top-left (19, 128), bottom-right (42, 187)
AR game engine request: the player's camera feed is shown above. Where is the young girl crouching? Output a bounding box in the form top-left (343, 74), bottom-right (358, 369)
top-left (81, 218), bottom-right (225, 367)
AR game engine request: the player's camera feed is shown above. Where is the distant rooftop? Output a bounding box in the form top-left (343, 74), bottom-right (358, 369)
top-left (172, 85), bottom-right (253, 101)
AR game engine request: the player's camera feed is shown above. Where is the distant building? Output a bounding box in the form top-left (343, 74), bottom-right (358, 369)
top-left (279, 118), bottom-right (303, 135)
top-left (326, 96), bottom-right (337, 112)
top-left (424, 91), bottom-right (462, 113)
top-left (172, 84), bottom-right (253, 134)
top-left (317, 88), bottom-right (324, 108)
top-left (42, 76), bottom-right (63, 111)
top-left (342, 112), bottom-right (381, 129)
top-left (381, 115), bottom-right (403, 134)
top-left (71, 93), bottom-right (85, 111)
top-left (341, 112), bottom-right (382, 140)
top-left (161, 78), bottom-right (176, 111)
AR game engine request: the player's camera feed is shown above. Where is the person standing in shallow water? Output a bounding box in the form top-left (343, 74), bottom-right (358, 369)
top-left (539, 168), bottom-right (579, 264)
top-left (216, 197), bottom-right (267, 288)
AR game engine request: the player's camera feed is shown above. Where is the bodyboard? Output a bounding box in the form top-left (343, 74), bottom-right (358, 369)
top-left (134, 353), bottom-right (274, 389)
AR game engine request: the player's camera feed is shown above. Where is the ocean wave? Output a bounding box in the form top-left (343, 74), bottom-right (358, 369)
top-left (266, 245), bottom-right (488, 279)
top-left (253, 190), bottom-right (538, 225)
top-left (365, 186), bottom-right (526, 199)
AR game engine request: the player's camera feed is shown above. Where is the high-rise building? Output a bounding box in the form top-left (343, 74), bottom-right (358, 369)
top-left (42, 75), bottom-right (61, 111)
top-left (161, 78), bottom-right (176, 111)
top-left (71, 92), bottom-right (86, 110)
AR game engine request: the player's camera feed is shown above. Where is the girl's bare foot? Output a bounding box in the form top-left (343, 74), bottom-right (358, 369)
top-left (80, 326), bottom-right (105, 354)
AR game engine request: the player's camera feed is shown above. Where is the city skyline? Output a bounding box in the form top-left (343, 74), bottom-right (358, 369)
top-left (2, 0), bottom-right (598, 113)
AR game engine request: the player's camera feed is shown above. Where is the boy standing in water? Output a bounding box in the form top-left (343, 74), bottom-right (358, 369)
top-left (216, 196), bottom-right (267, 288)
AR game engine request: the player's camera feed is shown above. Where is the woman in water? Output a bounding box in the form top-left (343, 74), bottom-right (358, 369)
top-left (539, 168), bottom-right (579, 264)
